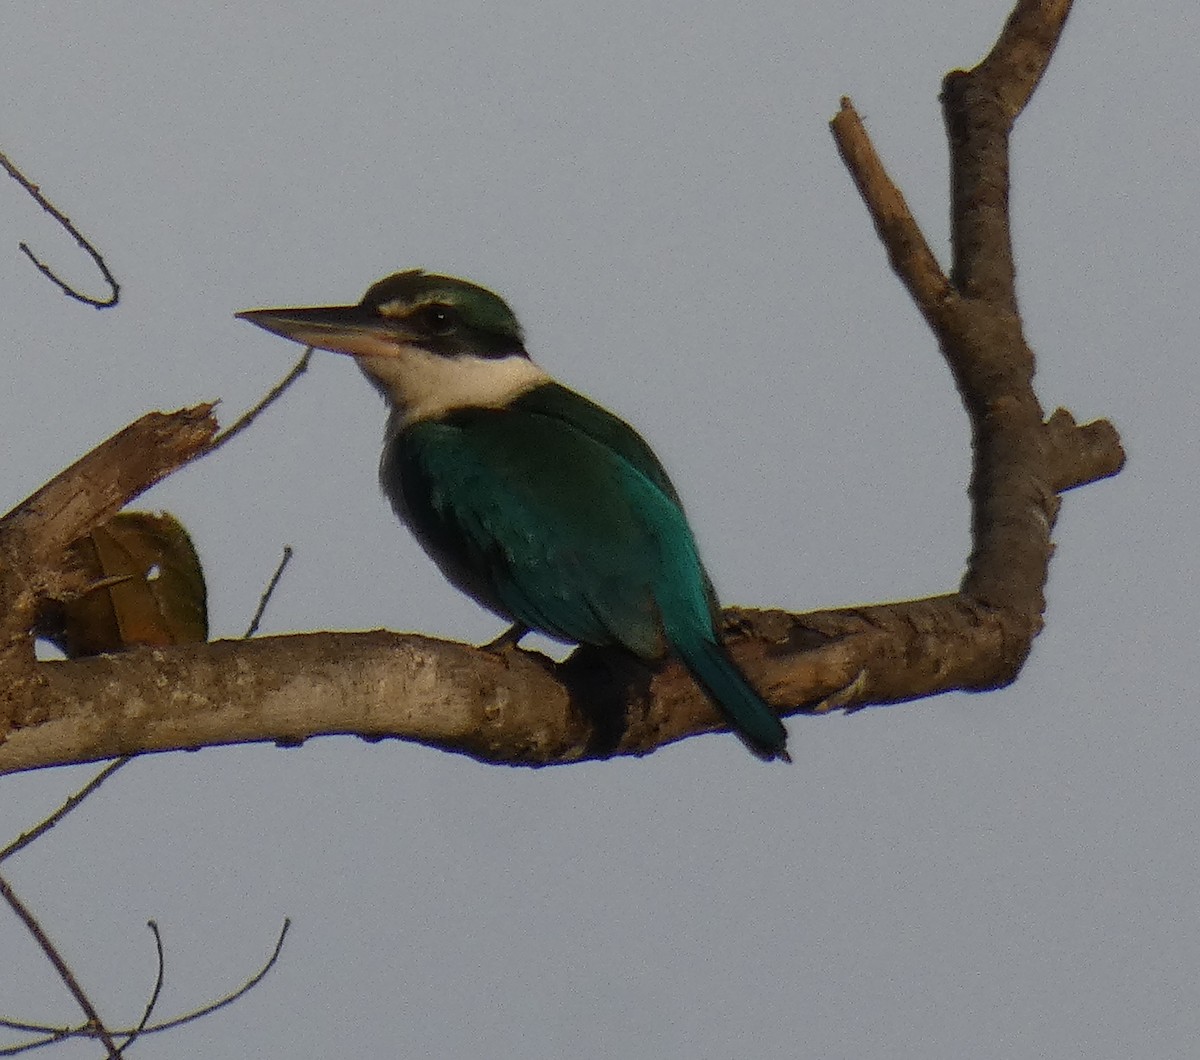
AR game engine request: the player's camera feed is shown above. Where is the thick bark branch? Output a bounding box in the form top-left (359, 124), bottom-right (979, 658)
top-left (0, 0), bottom-right (1125, 773)
top-left (831, 0), bottom-right (1120, 621)
top-left (3, 405), bottom-right (218, 566)
top-left (0, 597), bottom-right (1032, 775)
top-left (942, 0), bottom-right (1073, 306)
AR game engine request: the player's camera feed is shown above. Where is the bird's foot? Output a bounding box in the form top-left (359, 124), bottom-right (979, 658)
top-left (480, 623), bottom-right (529, 653)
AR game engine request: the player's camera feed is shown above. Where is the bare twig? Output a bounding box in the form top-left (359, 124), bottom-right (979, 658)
top-left (0, 919), bottom-right (290, 1054)
top-left (0, 874), bottom-right (121, 1059)
top-left (0, 1018), bottom-right (55, 1037)
top-left (243, 547), bottom-right (294, 639)
top-left (0, 758), bottom-right (131, 864)
top-left (0, 150), bottom-right (119, 308)
top-left (118, 921), bottom-right (166, 1054)
top-left (0, 1028), bottom-right (65, 1055)
top-left (131, 918), bottom-right (291, 1036)
top-left (206, 347), bottom-right (313, 456)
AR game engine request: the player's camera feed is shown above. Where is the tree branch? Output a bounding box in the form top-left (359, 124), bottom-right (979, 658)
top-left (831, 0), bottom-right (1119, 628)
top-left (0, 590), bottom-right (1092, 774)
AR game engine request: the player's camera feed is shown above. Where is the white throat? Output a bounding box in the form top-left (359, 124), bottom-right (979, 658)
top-left (355, 344), bottom-right (551, 427)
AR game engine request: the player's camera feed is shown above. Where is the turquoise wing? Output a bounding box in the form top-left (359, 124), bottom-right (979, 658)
top-left (510, 384), bottom-right (720, 619)
top-left (384, 391), bottom-right (716, 660)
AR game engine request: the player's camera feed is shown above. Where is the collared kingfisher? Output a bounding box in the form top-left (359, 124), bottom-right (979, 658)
top-left (237, 271), bottom-right (789, 761)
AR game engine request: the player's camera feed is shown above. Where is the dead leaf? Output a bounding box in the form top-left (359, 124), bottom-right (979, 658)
top-left (44, 511), bottom-right (208, 657)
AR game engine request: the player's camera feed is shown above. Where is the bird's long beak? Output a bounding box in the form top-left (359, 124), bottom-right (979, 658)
top-left (236, 304), bottom-right (402, 358)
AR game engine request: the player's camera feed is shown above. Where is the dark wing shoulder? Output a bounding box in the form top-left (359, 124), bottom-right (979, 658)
top-left (507, 382), bottom-right (687, 509)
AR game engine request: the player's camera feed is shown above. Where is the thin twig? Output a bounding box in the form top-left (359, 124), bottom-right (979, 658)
top-left (243, 547), bottom-right (294, 639)
top-left (130, 918), bottom-right (291, 1036)
top-left (0, 758), bottom-right (132, 864)
top-left (206, 347), bottom-right (313, 457)
top-left (0, 1014), bottom-right (63, 1036)
top-left (118, 921), bottom-right (166, 1054)
top-left (0, 873), bottom-right (122, 1059)
top-left (0, 1028), bottom-right (66, 1055)
top-left (0, 149), bottom-right (119, 308)
top-left (0, 919), bottom-right (291, 1052)
top-left (0, 752), bottom-right (133, 1054)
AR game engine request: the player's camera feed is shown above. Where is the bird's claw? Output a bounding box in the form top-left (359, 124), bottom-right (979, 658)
top-left (480, 623), bottom-right (529, 653)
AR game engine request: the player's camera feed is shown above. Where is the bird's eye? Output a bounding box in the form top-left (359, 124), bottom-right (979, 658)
top-left (418, 305), bottom-right (457, 334)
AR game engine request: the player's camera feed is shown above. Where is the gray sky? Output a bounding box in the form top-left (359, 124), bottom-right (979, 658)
top-left (2, 1), bottom-right (1197, 1056)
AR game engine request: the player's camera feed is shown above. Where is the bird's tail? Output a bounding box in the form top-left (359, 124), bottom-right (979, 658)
top-left (672, 635), bottom-right (790, 762)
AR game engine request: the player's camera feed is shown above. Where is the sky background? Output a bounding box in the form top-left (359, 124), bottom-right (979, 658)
top-left (1, 1), bottom-right (1197, 1057)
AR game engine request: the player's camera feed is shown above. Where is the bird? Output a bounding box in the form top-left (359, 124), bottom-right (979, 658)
top-left (237, 270), bottom-right (788, 761)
